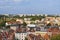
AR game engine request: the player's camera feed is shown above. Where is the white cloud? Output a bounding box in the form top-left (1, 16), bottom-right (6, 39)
top-left (1, 0), bottom-right (8, 1)
top-left (0, 0), bottom-right (23, 2)
top-left (0, 0), bottom-right (30, 3)
top-left (13, 0), bottom-right (23, 2)
top-left (13, 0), bottom-right (30, 2)
top-left (0, 6), bottom-right (12, 8)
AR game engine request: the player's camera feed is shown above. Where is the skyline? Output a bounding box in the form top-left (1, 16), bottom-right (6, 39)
top-left (0, 0), bottom-right (60, 14)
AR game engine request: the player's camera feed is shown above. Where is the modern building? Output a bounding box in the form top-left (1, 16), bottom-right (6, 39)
top-left (15, 32), bottom-right (27, 40)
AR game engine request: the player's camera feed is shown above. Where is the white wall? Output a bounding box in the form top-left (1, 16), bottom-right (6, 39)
top-left (15, 33), bottom-right (27, 40)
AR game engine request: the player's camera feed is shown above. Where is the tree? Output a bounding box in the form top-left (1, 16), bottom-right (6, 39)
top-left (10, 19), bottom-right (16, 22)
top-left (13, 15), bottom-right (20, 18)
top-left (47, 23), bottom-right (51, 26)
top-left (0, 21), bottom-right (6, 27)
top-left (30, 22), bottom-right (35, 24)
top-left (25, 37), bottom-right (28, 40)
top-left (23, 22), bottom-right (27, 26)
top-left (50, 34), bottom-right (60, 40)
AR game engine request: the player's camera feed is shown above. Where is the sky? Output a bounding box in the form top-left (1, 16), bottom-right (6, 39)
top-left (0, 0), bottom-right (60, 14)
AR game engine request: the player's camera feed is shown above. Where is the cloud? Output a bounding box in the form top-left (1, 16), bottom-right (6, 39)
top-left (0, 0), bottom-right (30, 3)
top-left (13, 0), bottom-right (23, 2)
top-left (0, 0), bottom-right (23, 2)
top-left (13, 0), bottom-right (30, 2)
top-left (0, 0), bottom-right (8, 1)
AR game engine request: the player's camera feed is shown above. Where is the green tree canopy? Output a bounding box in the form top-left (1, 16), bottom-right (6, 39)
top-left (46, 23), bottom-right (51, 26)
top-left (50, 34), bottom-right (60, 40)
top-left (25, 37), bottom-right (28, 40)
top-left (13, 15), bottom-right (20, 18)
top-left (23, 22), bottom-right (27, 26)
top-left (0, 21), bottom-right (6, 27)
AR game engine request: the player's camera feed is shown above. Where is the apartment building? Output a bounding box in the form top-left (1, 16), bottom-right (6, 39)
top-left (15, 32), bottom-right (27, 40)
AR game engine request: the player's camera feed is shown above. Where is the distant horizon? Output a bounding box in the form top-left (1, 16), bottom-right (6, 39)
top-left (0, 13), bottom-right (60, 16)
